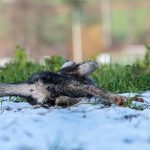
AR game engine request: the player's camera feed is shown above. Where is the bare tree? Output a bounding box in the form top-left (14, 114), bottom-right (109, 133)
top-left (100, 0), bottom-right (112, 50)
top-left (64, 0), bottom-right (86, 62)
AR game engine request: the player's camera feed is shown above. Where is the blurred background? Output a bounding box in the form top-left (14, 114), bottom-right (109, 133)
top-left (0, 0), bottom-right (150, 64)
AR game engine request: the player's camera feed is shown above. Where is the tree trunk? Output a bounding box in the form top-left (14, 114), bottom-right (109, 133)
top-left (72, 7), bottom-right (83, 62)
top-left (100, 0), bottom-right (112, 50)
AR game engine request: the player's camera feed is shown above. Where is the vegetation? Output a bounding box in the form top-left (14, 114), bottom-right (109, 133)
top-left (0, 46), bottom-right (65, 83)
top-left (92, 53), bottom-right (150, 93)
top-left (0, 46), bottom-right (150, 95)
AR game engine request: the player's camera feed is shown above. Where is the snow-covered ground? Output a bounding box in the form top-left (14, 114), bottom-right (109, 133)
top-left (0, 92), bottom-right (150, 150)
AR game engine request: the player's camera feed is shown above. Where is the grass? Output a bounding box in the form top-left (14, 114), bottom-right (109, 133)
top-left (92, 46), bottom-right (150, 94)
top-left (0, 45), bottom-right (150, 107)
top-left (0, 46), bottom-right (65, 83)
top-left (92, 63), bottom-right (150, 94)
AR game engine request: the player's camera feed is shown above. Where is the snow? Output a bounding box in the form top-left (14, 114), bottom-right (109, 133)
top-left (0, 92), bottom-right (150, 150)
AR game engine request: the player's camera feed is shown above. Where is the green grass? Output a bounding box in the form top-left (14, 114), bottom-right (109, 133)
top-left (92, 63), bottom-right (150, 93)
top-left (0, 46), bottom-right (65, 83)
top-left (0, 46), bottom-right (150, 96)
top-left (91, 46), bottom-right (150, 94)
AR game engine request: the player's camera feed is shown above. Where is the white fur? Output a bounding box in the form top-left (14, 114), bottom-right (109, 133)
top-left (7, 81), bottom-right (49, 104)
top-left (78, 61), bottom-right (98, 76)
top-left (61, 61), bottom-right (75, 69)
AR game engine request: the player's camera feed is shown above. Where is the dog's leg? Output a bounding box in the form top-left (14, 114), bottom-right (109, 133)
top-left (55, 96), bottom-right (84, 107)
top-left (67, 84), bottom-right (144, 106)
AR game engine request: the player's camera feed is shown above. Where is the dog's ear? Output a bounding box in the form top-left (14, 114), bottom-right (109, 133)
top-left (61, 61), bottom-right (76, 69)
top-left (58, 61), bottom-right (79, 76)
top-left (59, 60), bottom-right (98, 77)
top-left (78, 61), bottom-right (98, 77)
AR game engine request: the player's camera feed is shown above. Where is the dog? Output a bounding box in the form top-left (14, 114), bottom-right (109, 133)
top-left (0, 60), bottom-right (144, 107)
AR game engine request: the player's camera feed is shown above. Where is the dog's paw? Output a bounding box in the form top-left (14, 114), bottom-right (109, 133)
top-left (112, 95), bottom-right (144, 106)
top-left (130, 96), bottom-right (144, 103)
top-left (112, 95), bottom-right (127, 106)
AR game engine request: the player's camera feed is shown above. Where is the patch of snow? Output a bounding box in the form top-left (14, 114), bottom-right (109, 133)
top-left (0, 92), bottom-right (150, 150)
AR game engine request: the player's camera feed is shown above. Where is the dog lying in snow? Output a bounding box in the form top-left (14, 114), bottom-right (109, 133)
top-left (0, 60), bottom-right (144, 107)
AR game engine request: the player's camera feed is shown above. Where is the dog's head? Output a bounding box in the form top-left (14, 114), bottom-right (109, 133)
top-left (58, 60), bottom-right (98, 78)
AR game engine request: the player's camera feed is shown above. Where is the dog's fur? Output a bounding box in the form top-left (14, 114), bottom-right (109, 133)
top-left (0, 60), bottom-right (143, 107)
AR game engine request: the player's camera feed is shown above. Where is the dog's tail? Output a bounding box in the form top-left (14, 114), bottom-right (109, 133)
top-left (0, 83), bottom-right (33, 97)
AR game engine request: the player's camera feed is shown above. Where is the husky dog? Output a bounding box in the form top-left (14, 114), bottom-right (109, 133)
top-left (0, 61), bottom-right (143, 107)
